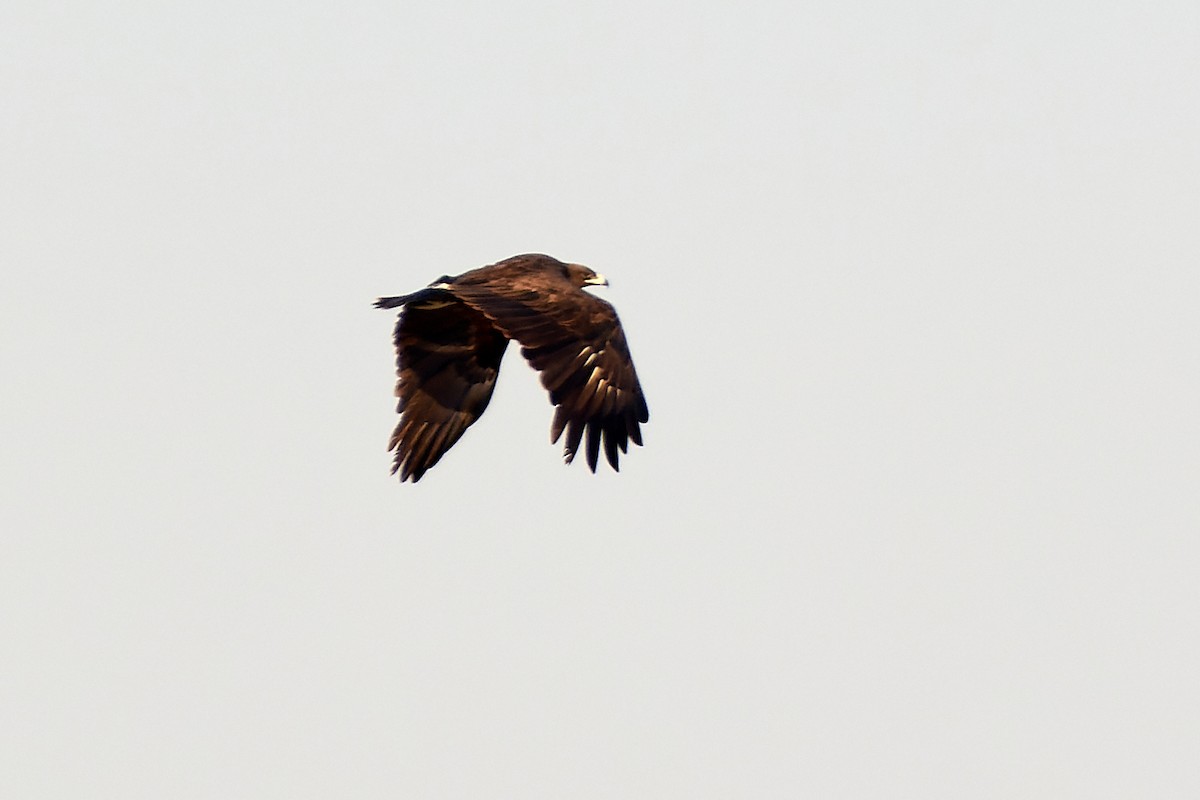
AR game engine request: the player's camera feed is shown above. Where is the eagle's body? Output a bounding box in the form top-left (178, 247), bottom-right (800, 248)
top-left (375, 254), bottom-right (649, 482)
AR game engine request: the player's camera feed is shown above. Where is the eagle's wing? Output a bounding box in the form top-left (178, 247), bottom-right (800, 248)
top-left (381, 293), bottom-right (509, 482)
top-left (449, 282), bottom-right (649, 472)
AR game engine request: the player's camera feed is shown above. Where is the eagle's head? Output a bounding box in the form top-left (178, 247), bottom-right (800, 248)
top-left (565, 262), bottom-right (609, 289)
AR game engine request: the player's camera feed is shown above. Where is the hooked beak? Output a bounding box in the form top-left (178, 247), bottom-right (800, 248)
top-left (583, 272), bottom-right (609, 287)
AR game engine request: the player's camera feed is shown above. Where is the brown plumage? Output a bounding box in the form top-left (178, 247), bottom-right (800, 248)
top-left (374, 254), bottom-right (649, 482)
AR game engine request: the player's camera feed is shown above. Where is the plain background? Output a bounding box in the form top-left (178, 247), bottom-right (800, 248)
top-left (2, 1), bottom-right (1197, 797)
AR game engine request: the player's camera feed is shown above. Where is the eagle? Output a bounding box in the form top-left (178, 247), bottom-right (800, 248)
top-left (374, 254), bottom-right (649, 482)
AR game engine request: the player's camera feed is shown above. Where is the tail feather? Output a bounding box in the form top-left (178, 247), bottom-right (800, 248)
top-left (374, 285), bottom-right (452, 309)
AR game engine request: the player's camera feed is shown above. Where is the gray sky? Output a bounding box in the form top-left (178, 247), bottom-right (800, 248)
top-left (2, 1), bottom-right (1197, 797)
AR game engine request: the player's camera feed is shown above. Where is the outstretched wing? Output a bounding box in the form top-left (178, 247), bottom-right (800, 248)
top-left (449, 281), bottom-right (649, 472)
top-left (383, 295), bottom-right (509, 482)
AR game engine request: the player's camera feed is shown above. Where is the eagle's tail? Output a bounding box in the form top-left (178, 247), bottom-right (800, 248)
top-left (373, 294), bottom-right (411, 309)
top-left (374, 283), bottom-right (456, 310)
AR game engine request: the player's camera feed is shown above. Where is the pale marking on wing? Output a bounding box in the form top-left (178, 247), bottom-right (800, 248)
top-left (412, 298), bottom-right (455, 310)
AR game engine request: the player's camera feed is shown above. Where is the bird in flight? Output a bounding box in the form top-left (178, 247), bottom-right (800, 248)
top-left (374, 253), bottom-right (649, 482)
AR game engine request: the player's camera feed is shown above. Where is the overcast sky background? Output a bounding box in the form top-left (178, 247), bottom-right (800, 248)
top-left (2, 1), bottom-right (1197, 797)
